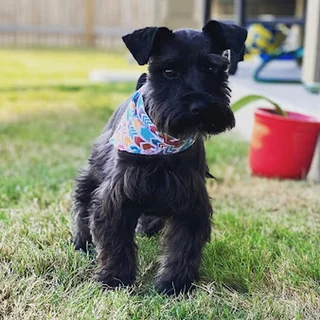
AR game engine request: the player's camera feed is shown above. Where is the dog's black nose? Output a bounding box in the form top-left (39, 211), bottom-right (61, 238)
top-left (190, 101), bottom-right (208, 114)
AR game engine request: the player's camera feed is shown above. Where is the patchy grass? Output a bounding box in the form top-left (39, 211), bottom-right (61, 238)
top-left (1, 48), bottom-right (319, 319)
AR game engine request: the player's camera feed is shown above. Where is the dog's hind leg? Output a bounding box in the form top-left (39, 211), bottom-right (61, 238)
top-left (155, 197), bottom-right (212, 295)
top-left (72, 168), bottom-right (99, 252)
top-left (136, 215), bottom-right (164, 237)
top-left (90, 188), bottom-right (141, 288)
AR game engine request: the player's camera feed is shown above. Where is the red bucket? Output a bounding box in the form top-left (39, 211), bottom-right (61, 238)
top-left (249, 108), bottom-right (320, 179)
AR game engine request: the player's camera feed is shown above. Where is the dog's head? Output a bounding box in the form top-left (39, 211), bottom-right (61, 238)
top-left (123, 21), bottom-right (247, 138)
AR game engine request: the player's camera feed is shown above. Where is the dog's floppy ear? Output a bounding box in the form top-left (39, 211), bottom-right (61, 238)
top-left (203, 20), bottom-right (247, 57)
top-left (122, 27), bottom-right (173, 65)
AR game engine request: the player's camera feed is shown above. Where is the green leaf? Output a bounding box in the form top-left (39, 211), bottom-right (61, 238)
top-left (231, 94), bottom-right (288, 117)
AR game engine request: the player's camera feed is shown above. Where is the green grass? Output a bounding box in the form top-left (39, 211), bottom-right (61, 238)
top-left (1, 48), bottom-right (320, 319)
top-left (0, 48), bottom-right (143, 87)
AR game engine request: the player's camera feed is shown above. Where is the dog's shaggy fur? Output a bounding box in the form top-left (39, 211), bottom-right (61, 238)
top-left (72, 20), bottom-right (247, 295)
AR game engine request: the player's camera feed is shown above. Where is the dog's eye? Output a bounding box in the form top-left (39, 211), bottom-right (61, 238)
top-left (163, 69), bottom-right (178, 79)
top-left (207, 66), bottom-right (217, 74)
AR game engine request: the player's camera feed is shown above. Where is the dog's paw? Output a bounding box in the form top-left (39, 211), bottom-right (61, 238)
top-left (155, 279), bottom-right (195, 296)
top-left (73, 237), bottom-right (92, 253)
top-left (136, 216), bottom-right (164, 237)
top-left (95, 271), bottom-right (135, 289)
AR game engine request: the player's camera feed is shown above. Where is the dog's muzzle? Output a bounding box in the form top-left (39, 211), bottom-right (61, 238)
top-left (183, 93), bottom-right (235, 134)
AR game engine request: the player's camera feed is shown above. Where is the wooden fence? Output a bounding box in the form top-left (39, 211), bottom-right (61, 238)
top-left (0, 0), bottom-right (161, 48)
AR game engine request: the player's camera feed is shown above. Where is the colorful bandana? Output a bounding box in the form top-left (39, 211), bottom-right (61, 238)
top-left (109, 89), bottom-right (195, 155)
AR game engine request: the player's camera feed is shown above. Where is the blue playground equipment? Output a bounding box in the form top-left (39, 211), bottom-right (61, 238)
top-left (246, 23), bottom-right (304, 84)
top-left (204, 0), bottom-right (307, 84)
top-left (253, 49), bottom-right (303, 83)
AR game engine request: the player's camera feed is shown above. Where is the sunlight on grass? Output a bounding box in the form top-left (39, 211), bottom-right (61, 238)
top-left (0, 48), bottom-right (145, 87)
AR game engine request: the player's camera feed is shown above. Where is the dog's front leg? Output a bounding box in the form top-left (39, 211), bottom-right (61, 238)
top-left (155, 209), bottom-right (211, 296)
top-left (72, 167), bottom-right (99, 252)
top-left (90, 194), bottom-right (140, 289)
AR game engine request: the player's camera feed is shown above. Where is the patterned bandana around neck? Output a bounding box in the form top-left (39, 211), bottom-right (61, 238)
top-left (109, 87), bottom-right (195, 155)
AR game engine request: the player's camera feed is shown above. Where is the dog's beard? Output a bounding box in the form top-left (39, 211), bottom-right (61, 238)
top-left (164, 105), bottom-right (235, 139)
top-left (145, 90), bottom-right (235, 139)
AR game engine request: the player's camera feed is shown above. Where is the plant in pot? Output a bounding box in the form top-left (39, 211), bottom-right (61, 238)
top-left (231, 95), bottom-right (320, 179)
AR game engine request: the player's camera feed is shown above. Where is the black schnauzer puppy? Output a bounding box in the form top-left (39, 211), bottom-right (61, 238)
top-left (72, 20), bottom-right (247, 295)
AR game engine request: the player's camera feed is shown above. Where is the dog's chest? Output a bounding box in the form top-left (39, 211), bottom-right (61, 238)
top-left (121, 156), bottom-right (205, 215)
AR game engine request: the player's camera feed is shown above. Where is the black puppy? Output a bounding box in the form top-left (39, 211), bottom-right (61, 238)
top-left (72, 20), bottom-right (247, 295)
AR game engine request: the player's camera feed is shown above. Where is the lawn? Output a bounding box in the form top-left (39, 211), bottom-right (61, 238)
top-left (1, 48), bottom-right (319, 320)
